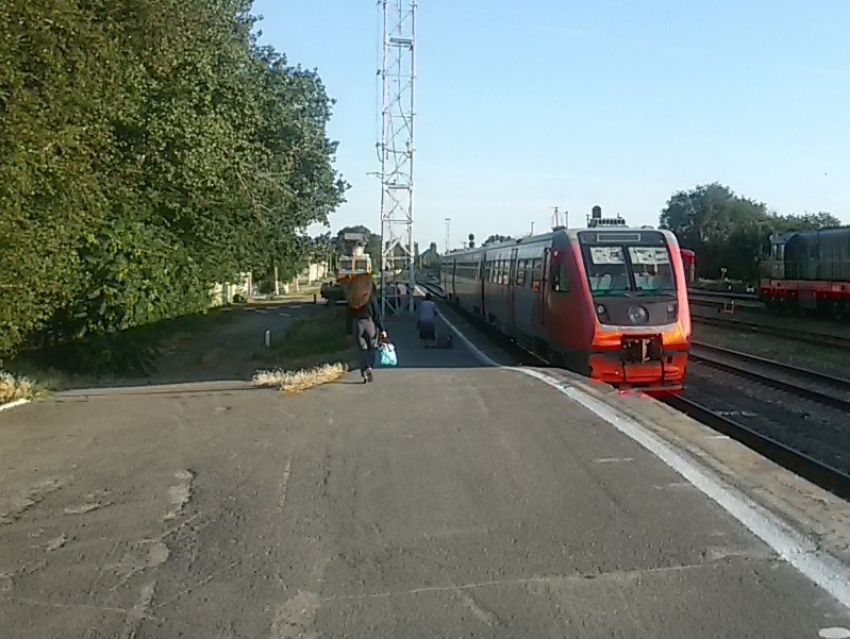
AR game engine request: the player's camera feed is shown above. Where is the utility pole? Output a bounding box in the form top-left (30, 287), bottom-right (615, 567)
top-left (445, 217), bottom-right (451, 253)
top-left (378, 0), bottom-right (417, 316)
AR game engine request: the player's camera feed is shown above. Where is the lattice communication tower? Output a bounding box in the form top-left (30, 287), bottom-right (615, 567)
top-left (378, 0), bottom-right (417, 315)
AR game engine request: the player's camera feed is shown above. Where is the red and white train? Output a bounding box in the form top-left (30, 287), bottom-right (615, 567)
top-left (440, 220), bottom-right (692, 395)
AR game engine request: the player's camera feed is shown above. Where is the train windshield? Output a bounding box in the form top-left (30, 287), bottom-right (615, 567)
top-left (579, 235), bottom-right (677, 297)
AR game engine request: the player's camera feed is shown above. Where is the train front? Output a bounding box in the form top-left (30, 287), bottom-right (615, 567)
top-left (577, 229), bottom-right (691, 396)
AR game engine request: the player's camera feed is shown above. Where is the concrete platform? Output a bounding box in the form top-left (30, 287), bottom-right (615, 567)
top-left (1, 311), bottom-right (850, 637)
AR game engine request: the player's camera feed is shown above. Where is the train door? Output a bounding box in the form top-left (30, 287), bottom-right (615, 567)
top-left (508, 247), bottom-right (518, 337)
top-left (478, 254), bottom-right (486, 315)
top-left (537, 248), bottom-right (550, 330)
top-left (451, 258), bottom-right (457, 298)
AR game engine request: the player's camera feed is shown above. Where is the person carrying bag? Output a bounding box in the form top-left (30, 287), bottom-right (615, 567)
top-left (345, 283), bottom-right (387, 384)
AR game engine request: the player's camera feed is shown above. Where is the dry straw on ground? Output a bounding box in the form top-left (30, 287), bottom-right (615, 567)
top-left (252, 362), bottom-right (348, 394)
top-left (0, 370), bottom-right (34, 405)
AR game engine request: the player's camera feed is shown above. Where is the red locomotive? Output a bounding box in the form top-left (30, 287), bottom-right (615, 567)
top-left (440, 210), bottom-right (692, 395)
top-left (760, 228), bottom-right (850, 318)
top-left (681, 249), bottom-right (696, 284)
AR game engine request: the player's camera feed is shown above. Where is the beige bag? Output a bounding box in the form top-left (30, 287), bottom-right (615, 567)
top-left (344, 276), bottom-right (372, 311)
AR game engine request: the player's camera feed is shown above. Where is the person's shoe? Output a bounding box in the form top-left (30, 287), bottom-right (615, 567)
top-left (365, 368), bottom-right (374, 383)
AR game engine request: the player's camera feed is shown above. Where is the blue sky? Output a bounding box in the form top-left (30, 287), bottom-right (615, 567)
top-left (252, 0), bottom-right (850, 250)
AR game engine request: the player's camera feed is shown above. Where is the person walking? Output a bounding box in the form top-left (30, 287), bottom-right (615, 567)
top-left (417, 293), bottom-right (438, 348)
top-left (346, 285), bottom-right (386, 383)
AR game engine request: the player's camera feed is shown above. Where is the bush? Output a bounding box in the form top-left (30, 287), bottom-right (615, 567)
top-left (0, 371), bottom-right (34, 404)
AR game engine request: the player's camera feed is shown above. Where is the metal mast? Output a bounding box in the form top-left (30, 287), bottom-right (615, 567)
top-left (379, 0), bottom-right (417, 316)
top-left (444, 217), bottom-right (451, 254)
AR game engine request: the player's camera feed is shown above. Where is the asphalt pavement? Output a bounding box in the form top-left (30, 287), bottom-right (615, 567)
top-left (1, 312), bottom-right (849, 637)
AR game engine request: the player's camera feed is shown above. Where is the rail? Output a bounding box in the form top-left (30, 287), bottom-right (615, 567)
top-left (691, 315), bottom-right (850, 352)
top-left (690, 341), bottom-right (850, 411)
top-left (664, 395), bottom-right (850, 500)
top-left (687, 289), bottom-right (760, 301)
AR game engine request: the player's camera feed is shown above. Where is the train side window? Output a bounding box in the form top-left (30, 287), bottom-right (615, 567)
top-left (551, 259), bottom-right (569, 293)
top-left (530, 258), bottom-right (541, 291)
top-left (515, 259), bottom-right (526, 286)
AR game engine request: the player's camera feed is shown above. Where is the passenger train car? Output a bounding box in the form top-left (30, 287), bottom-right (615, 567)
top-left (760, 228), bottom-right (850, 318)
top-left (440, 224), bottom-right (692, 395)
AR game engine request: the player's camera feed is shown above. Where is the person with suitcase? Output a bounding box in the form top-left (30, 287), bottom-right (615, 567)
top-left (417, 293), bottom-right (438, 348)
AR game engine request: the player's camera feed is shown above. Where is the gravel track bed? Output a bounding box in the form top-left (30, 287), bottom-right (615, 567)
top-left (683, 363), bottom-right (850, 475)
top-left (693, 323), bottom-right (850, 379)
top-left (692, 304), bottom-right (850, 341)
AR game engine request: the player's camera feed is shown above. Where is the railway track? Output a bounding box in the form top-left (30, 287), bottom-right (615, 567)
top-left (690, 341), bottom-right (850, 411)
top-left (687, 289), bottom-right (759, 301)
top-left (665, 395), bottom-right (850, 500)
top-left (692, 314), bottom-right (850, 352)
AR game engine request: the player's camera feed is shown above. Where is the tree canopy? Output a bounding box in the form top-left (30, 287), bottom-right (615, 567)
top-left (659, 183), bottom-right (841, 281)
top-left (0, 0), bottom-right (347, 357)
top-left (483, 234), bottom-right (513, 246)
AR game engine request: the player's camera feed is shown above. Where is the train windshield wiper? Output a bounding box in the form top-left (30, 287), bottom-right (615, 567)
top-left (636, 289), bottom-right (676, 297)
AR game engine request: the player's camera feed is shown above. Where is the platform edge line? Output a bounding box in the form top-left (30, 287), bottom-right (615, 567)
top-left (437, 313), bottom-right (500, 367)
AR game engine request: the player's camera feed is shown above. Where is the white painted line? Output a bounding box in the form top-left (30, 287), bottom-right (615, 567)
top-left (440, 310), bottom-right (850, 611)
top-left (0, 398), bottom-right (30, 413)
top-left (436, 312), bottom-right (499, 367)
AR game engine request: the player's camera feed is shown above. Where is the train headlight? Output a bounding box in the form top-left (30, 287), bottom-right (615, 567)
top-left (628, 305), bottom-right (649, 324)
top-left (666, 302), bottom-right (678, 320)
top-left (596, 304), bottom-right (606, 316)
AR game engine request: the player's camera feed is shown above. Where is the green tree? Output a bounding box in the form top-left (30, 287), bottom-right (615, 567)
top-left (483, 234), bottom-right (513, 246)
top-left (0, 0), bottom-right (347, 366)
top-left (659, 183), bottom-right (768, 280)
top-left (660, 184), bottom-right (844, 283)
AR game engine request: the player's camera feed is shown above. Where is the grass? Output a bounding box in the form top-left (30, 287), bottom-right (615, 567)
top-left (5, 308), bottom-right (238, 392)
top-left (251, 306), bottom-right (357, 393)
top-left (253, 363), bottom-right (349, 393)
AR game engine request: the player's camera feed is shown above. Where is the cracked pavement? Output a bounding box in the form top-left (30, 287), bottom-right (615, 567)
top-left (2, 321), bottom-right (850, 637)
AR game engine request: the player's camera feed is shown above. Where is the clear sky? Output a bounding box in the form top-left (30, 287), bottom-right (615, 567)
top-left (251, 0), bottom-right (850, 250)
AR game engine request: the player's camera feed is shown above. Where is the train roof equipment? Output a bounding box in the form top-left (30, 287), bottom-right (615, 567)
top-left (587, 205), bottom-right (627, 228)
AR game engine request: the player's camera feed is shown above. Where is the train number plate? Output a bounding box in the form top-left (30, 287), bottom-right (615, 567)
top-left (621, 336), bottom-right (663, 364)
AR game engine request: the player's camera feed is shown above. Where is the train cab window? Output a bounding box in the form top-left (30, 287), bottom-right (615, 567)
top-left (629, 247), bottom-right (675, 293)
